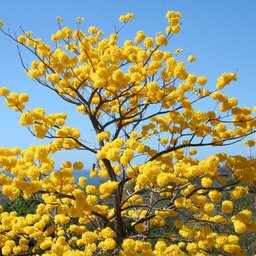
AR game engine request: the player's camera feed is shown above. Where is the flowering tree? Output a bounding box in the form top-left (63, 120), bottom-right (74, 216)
top-left (0, 11), bottom-right (255, 256)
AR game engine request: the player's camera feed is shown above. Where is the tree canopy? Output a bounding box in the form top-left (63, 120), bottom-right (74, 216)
top-left (0, 10), bottom-right (255, 256)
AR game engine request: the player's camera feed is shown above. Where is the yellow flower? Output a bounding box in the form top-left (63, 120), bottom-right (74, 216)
top-left (19, 112), bottom-right (34, 126)
top-left (156, 34), bottom-right (168, 46)
top-left (25, 31), bottom-right (33, 37)
top-left (81, 231), bottom-right (98, 245)
top-left (135, 31), bottom-right (146, 43)
top-left (212, 92), bottom-right (228, 102)
top-left (76, 16), bottom-right (85, 23)
top-left (120, 148), bottom-right (134, 167)
top-left (160, 138), bottom-right (168, 145)
top-left (144, 37), bottom-right (154, 48)
top-left (189, 149), bottom-right (197, 155)
top-left (2, 245), bottom-right (12, 256)
top-left (73, 161), bottom-right (83, 170)
top-left (208, 190), bottom-right (221, 202)
top-left (61, 161), bottom-right (72, 168)
top-left (201, 177), bottom-right (212, 188)
top-left (56, 16), bottom-right (63, 23)
top-left (78, 177), bottom-right (87, 187)
top-left (197, 76), bottom-right (207, 86)
top-left (96, 131), bottom-right (111, 141)
top-left (216, 73), bottom-right (237, 89)
top-left (99, 238), bottom-right (116, 251)
top-left (233, 220), bottom-right (246, 233)
top-left (2, 185), bottom-right (20, 199)
top-left (55, 214), bottom-right (70, 225)
top-left (188, 55), bottom-right (196, 62)
top-left (119, 13), bottom-right (135, 23)
top-left (40, 239), bottom-right (53, 250)
top-left (0, 20), bottom-right (3, 28)
top-left (134, 223), bottom-right (146, 232)
top-left (186, 242), bottom-right (198, 253)
top-left (172, 25), bottom-right (181, 34)
top-left (179, 225), bottom-right (196, 238)
top-left (100, 227), bottom-right (116, 239)
top-left (203, 203), bottom-right (215, 215)
top-left (155, 240), bottom-right (167, 251)
top-left (17, 35), bottom-right (27, 44)
top-left (0, 87), bottom-right (9, 96)
top-left (12, 246), bottom-right (23, 254)
top-left (244, 139), bottom-right (255, 147)
top-left (19, 93), bottom-right (29, 102)
top-left (99, 180), bottom-right (118, 199)
top-left (228, 235), bottom-right (239, 244)
top-left (106, 147), bottom-right (121, 161)
top-left (234, 209), bottom-right (252, 223)
top-left (223, 244), bottom-right (244, 254)
top-left (173, 61), bottom-right (188, 80)
top-left (222, 200), bottom-right (233, 213)
top-left (174, 48), bottom-right (183, 54)
top-left (86, 185), bottom-right (97, 194)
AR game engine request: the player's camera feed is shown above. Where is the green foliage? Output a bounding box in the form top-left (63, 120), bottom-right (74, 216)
top-left (3, 197), bottom-right (38, 216)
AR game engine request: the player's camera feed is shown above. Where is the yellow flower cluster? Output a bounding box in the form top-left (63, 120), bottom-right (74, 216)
top-left (222, 200), bottom-right (233, 214)
top-left (0, 90), bottom-right (29, 111)
top-left (201, 177), bottom-right (213, 187)
top-left (96, 131), bottom-right (111, 141)
top-left (73, 161), bottom-right (83, 170)
top-left (120, 239), bottom-right (152, 255)
top-left (188, 55), bottom-right (196, 62)
top-left (243, 139), bottom-right (255, 147)
top-left (99, 180), bottom-right (118, 199)
top-left (173, 61), bottom-right (188, 80)
top-left (20, 108), bottom-right (67, 129)
top-left (0, 86), bottom-right (9, 96)
top-left (135, 30), bottom-right (146, 43)
top-left (120, 148), bottom-right (134, 167)
top-left (96, 138), bottom-right (124, 162)
top-left (230, 186), bottom-right (248, 200)
top-left (216, 72), bottom-right (237, 90)
top-left (226, 155), bottom-right (256, 184)
top-left (197, 76), bottom-right (207, 86)
top-left (165, 10), bottom-right (182, 34)
top-left (119, 13), bottom-right (135, 23)
top-left (208, 190), bottom-right (222, 203)
top-left (98, 238), bottom-right (116, 251)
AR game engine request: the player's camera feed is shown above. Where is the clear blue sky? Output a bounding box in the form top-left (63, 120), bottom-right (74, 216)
top-left (0, 0), bottom-right (255, 168)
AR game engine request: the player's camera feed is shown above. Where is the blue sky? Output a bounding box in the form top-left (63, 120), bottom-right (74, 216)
top-left (0, 0), bottom-right (255, 168)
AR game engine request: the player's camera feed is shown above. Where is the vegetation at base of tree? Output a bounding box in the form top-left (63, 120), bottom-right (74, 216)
top-left (2, 196), bottom-right (38, 216)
